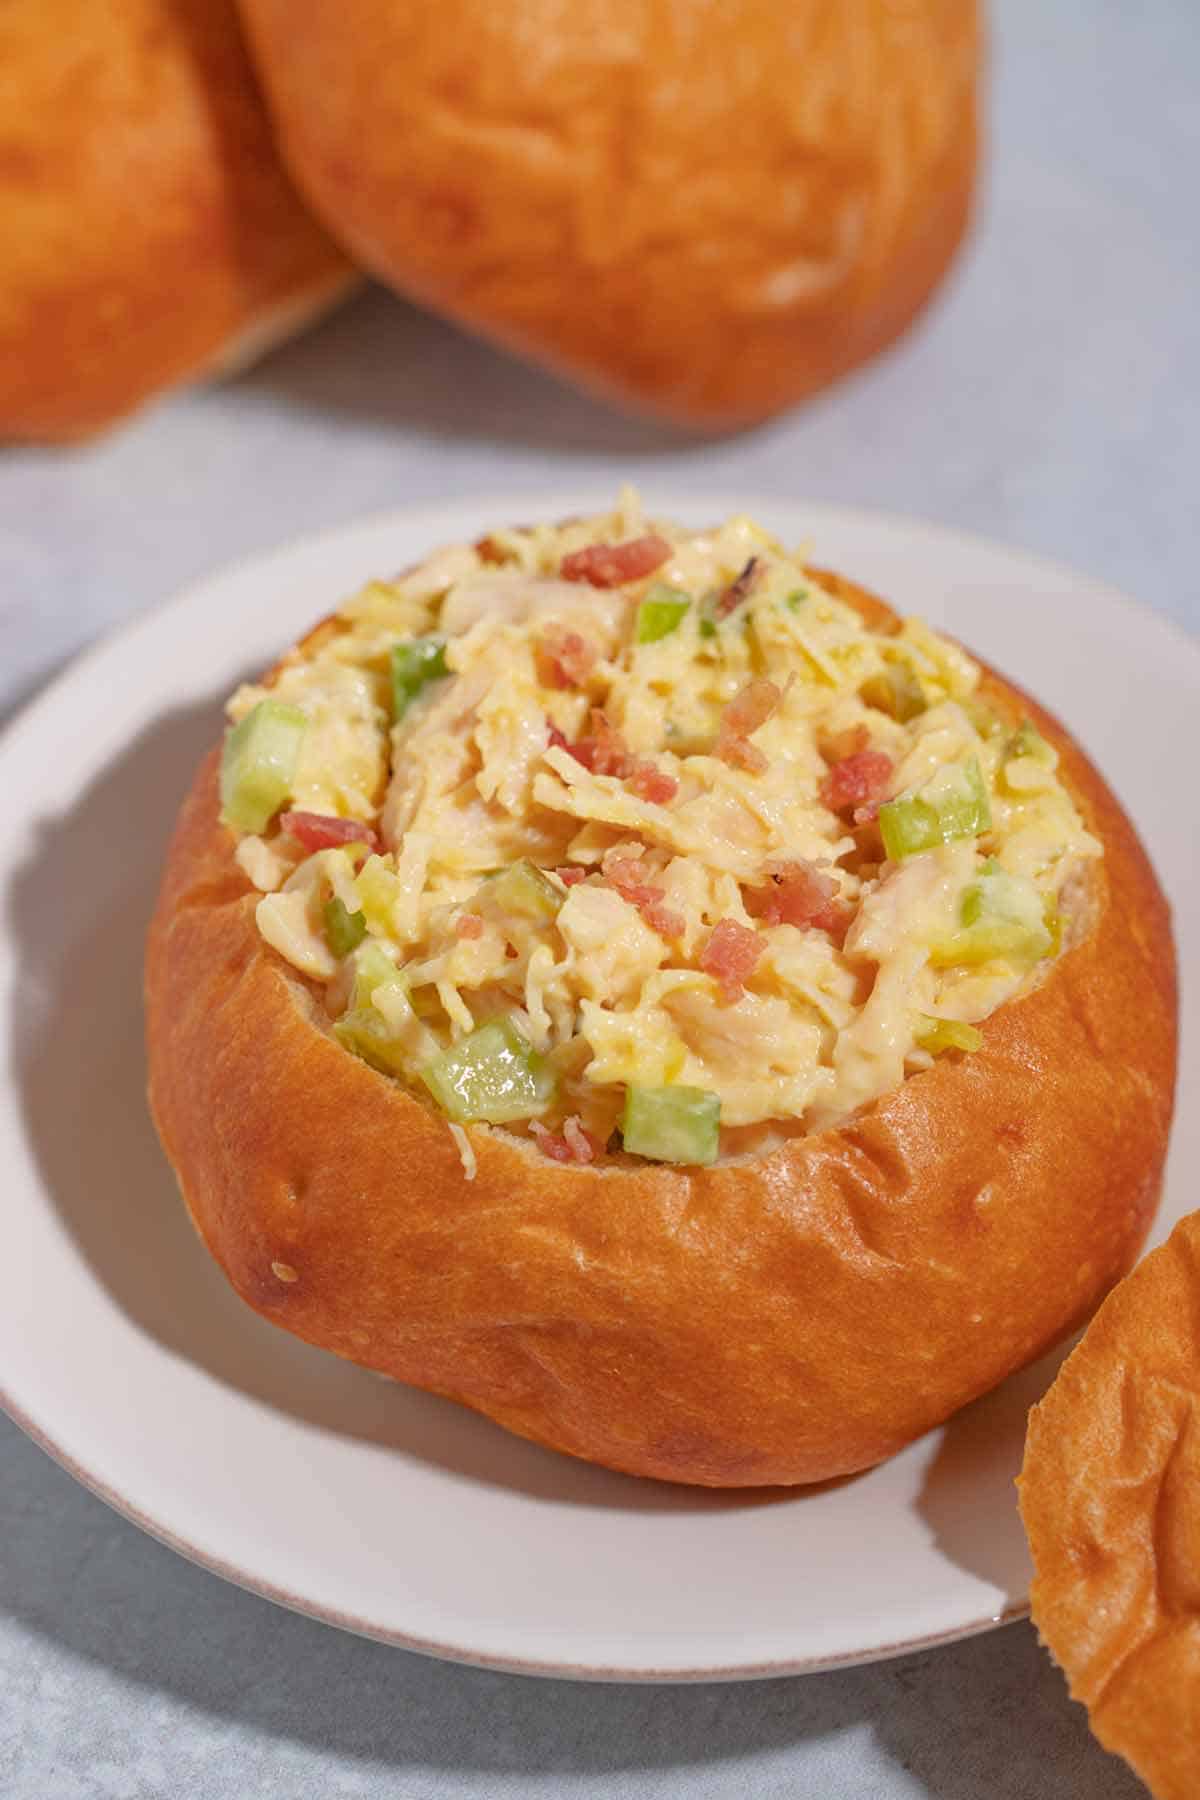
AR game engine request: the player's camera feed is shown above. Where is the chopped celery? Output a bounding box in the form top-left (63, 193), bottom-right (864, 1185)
top-left (860, 661), bottom-right (926, 723)
top-left (1006, 718), bottom-right (1056, 768)
top-left (960, 866), bottom-right (1044, 934)
top-left (698, 615), bottom-right (717, 640)
top-left (621, 1085), bottom-right (720, 1165)
top-left (419, 1018), bottom-right (556, 1124)
top-left (219, 699), bottom-right (308, 834)
top-left (355, 854), bottom-right (402, 931)
top-left (915, 1015), bottom-right (983, 1055)
top-left (785, 588), bottom-right (810, 611)
top-left (485, 860), bottom-right (562, 921)
top-left (351, 940), bottom-right (401, 1008)
top-left (879, 758), bottom-right (992, 861)
top-left (391, 636), bottom-right (447, 721)
top-left (963, 699), bottom-right (1006, 740)
top-left (323, 896), bottom-right (367, 957)
top-left (335, 1007), bottom-right (411, 1076)
top-left (635, 585), bottom-right (691, 644)
top-left (929, 921), bottom-right (1049, 967)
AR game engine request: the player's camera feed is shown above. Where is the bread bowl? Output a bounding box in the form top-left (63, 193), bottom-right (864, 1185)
top-left (0, 0), bottom-right (355, 443)
top-left (235, 0), bottom-right (982, 430)
top-left (146, 497), bottom-right (1177, 1487)
top-left (1019, 1214), bottom-right (1200, 1800)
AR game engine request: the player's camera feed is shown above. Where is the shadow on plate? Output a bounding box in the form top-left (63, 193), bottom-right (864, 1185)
top-left (7, 693), bottom-right (793, 1517)
top-left (228, 283), bottom-right (715, 458)
top-left (914, 1338), bottom-right (1078, 1610)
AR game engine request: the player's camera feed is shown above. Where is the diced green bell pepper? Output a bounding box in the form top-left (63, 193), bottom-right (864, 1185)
top-left (419, 1018), bottom-right (556, 1124)
top-left (621, 1085), bottom-right (720, 1165)
top-left (391, 636), bottom-right (448, 721)
top-left (635, 585), bottom-right (691, 644)
top-left (485, 860), bottom-right (562, 921)
top-left (334, 1006), bottom-right (412, 1076)
top-left (879, 758), bottom-right (992, 862)
top-left (219, 699), bottom-right (308, 834)
top-left (351, 940), bottom-right (402, 1008)
top-left (323, 896), bottom-right (367, 957)
top-left (1006, 718), bottom-right (1056, 768)
top-left (915, 1015), bottom-right (983, 1055)
top-left (860, 661), bottom-right (926, 723)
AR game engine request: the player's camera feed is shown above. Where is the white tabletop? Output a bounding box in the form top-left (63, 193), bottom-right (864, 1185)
top-left (2, 2), bottom-right (1195, 1794)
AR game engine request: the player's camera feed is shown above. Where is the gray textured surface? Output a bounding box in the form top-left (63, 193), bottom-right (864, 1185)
top-left (2, 1), bottom-right (1196, 1794)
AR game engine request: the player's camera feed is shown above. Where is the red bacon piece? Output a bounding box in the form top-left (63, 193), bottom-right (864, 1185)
top-left (568, 710), bottom-right (634, 777)
top-left (279, 811), bottom-right (380, 854)
top-left (700, 919), bottom-right (763, 1003)
top-left (560, 534), bottom-right (672, 589)
top-left (744, 859), bottom-right (839, 931)
top-left (716, 677), bottom-right (781, 773)
top-left (715, 556), bottom-right (762, 618)
top-left (554, 865), bottom-right (587, 886)
top-left (536, 626), bottom-right (596, 690)
top-left (603, 851), bottom-right (685, 940)
top-left (546, 723), bottom-right (570, 751)
top-left (530, 1117), bottom-right (598, 1164)
top-left (820, 748), bottom-right (894, 817)
top-left (628, 762), bottom-right (679, 804)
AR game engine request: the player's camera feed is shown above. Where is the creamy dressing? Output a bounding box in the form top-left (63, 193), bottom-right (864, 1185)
top-left (222, 495), bottom-right (1101, 1155)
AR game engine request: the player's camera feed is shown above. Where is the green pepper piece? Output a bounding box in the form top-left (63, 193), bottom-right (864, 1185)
top-left (915, 1015), bottom-right (983, 1055)
top-left (860, 662), bottom-right (926, 723)
top-left (219, 699), bottom-right (308, 834)
top-left (485, 860), bottom-right (562, 921)
top-left (334, 1006), bottom-right (411, 1076)
top-left (1006, 718), bottom-right (1056, 768)
top-left (391, 636), bottom-right (448, 721)
top-left (419, 1018), bottom-right (556, 1123)
top-left (351, 940), bottom-right (401, 1008)
top-left (323, 896), bottom-right (367, 957)
top-left (879, 758), bottom-right (992, 862)
top-left (635, 584), bottom-right (691, 644)
top-left (698, 616), bottom-right (717, 640)
top-left (621, 1085), bottom-right (720, 1165)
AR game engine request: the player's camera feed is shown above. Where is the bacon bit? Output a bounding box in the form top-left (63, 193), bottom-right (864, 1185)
top-left (628, 762), bottom-right (679, 804)
top-left (530, 1116), bottom-right (598, 1164)
top-left (744, 859), bottom-right (839, 931)
top-left (546, 723), bottom-right (569, 751)
top-left (715, 556), bottom-right (762, 618)
top-left (716, 677), bottom-right (781, 773)
top-left (279, 811), bottom-right (381, 854)
top-left (554, 865), bottom-right (587, 886)
top-left (568, 709), bottom-right (634, 777)
top-left (820, 748), bottom-right (894, 816)
top-left (560, 534), bottom-right (672, 588)
top-left (536, 625), bottom-right (596, 690)
top-left (455, 913), bottom-right (484, 940)
top-left (474, 534), bottom-right (511, 565)
top-left (700, 919), bottom-right (763, 1003)
top-left (603, 851), bottom-right (686, 941)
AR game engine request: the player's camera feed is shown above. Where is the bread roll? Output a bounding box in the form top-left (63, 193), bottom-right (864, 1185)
top-left (146, 504), bottom-right (1176, 1486)
top-left (1019, 1216), bottom-right (1200, 1800)
top-left (235, 0), bottom-right (982, 429)
top-left (0, 0), bottom-right (355, 442)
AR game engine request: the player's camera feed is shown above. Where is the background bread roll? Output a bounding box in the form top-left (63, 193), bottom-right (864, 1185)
top-left (1019, 1215), bottom-right (1200, 1800)
top-left (235, 0), bottom-right (983, 430)
top-left (0, 0), bottom-right (356, 442)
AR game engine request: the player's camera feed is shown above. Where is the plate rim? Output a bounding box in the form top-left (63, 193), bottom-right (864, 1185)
top-left (2, 489), bottom-right (1193, 1681)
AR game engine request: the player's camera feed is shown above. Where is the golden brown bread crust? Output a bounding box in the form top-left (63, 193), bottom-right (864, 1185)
top-left (235, 0), bottom-right (982, 430)
top-left (0, 0), bottom-right (355, 443)
top-left (1018, 1216), bottom-right (1200, 1800)
top-left (145, 571), bottom-right (1177, 1487)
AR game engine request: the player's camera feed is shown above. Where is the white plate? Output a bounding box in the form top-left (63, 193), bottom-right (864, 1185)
top-left (3, 494), bottom-right (1196, 1682)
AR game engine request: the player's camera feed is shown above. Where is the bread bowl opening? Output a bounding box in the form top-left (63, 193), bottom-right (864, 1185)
top-left (219, 494), bottom-right (1102, 1172)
